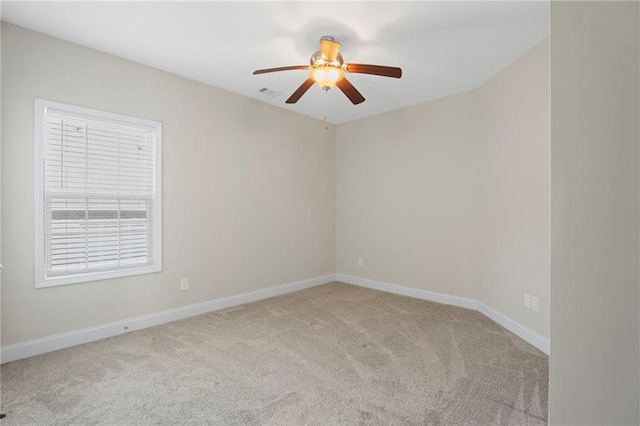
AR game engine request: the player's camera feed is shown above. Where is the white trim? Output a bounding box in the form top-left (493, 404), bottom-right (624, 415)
top-left (1, 273), bottom-right (336, 364)
top-left (37, 99), bottom-right (161, 130)
top-left (1, 273), bottom-right (550, 362)
top-left (336, 273), bottom-right (478, 310)
top-left (34, 99), bottom-right (46, 289)
top-left (477, 302), bottom-right (550, 355)
top-left (336, 273), bottom-right (549, 355)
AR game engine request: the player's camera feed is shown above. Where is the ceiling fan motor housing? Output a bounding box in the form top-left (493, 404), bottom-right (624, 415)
top-left (310, 51), bottom-right (344, 68)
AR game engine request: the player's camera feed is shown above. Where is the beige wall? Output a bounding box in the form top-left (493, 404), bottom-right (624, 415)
top-left (336, 41), bottom-right (550, 338)
top-left (1, 23), bottom-right (336, 346)
top-left (478, 41), bottom-right (550, 338)
top-left (549, 2), bottom-right (639, 424)
top-left (0, 16), bottom-right (3, 350)
top-left (336, 91), bottom-right (483, 299)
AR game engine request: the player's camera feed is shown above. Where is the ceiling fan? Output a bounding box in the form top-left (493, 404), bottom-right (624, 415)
top-left (253, 36), bottom-right (402, 105)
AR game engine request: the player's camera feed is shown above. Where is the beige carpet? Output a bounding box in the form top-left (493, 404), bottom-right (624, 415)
top-left (0, 282), bottom-right (548, 425)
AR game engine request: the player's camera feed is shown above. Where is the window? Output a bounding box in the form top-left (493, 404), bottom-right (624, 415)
top-left (34, 99), bottom-right (162, 288)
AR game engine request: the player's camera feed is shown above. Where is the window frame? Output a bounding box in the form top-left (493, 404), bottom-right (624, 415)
top-left (34, 99), bottom-right (162, 288)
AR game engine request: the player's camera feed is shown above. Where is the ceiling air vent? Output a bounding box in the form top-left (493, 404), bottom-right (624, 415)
top-left (258, 88), bottom-right (282, 98)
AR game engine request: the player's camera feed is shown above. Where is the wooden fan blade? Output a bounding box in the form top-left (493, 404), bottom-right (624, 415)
top-left (253, 65), bottom-right (309, 75)
top-left (320, 38), bottom-right (341, 62)
top-left (344, 63), bottom-right (402, 78)
top-left (286, 79), bottom-right (315, 104)
top-left (336, 77), bottom-right (365, 105)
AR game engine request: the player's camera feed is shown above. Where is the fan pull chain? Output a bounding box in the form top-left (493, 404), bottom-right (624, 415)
top-left (323, 87), bottom-right (329, 130)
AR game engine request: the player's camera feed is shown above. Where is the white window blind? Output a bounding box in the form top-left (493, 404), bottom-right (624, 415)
top-left (35, 100), bottom-right (162, 288)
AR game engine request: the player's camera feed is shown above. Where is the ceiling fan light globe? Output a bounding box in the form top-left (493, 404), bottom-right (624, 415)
top-left (311, 66), bottom-right (344, 90)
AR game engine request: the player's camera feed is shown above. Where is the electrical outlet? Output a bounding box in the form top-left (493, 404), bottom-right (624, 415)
top-left (524, 293), bottom-right (532, 309)
top-left (531, 296), bottom-right (539, 312)
top-left (358, 258), bottom-right (364, 267)
top-left (180, 278), bottom-right (189, 291)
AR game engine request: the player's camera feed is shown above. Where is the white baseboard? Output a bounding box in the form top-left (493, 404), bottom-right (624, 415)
top-left (2, 273), bottom-right (550, 362)
top-left (336, 273), bottom-right (478, 310)
top-left (336, 273), bottom-right (549, 355)
top-left (1, 273), bottom-right (336, 364)
top-left (477, 302), bottom-right (549, 355)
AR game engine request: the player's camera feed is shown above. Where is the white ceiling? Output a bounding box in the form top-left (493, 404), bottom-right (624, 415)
top-left (1, 1), bottom-right (549, 124)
